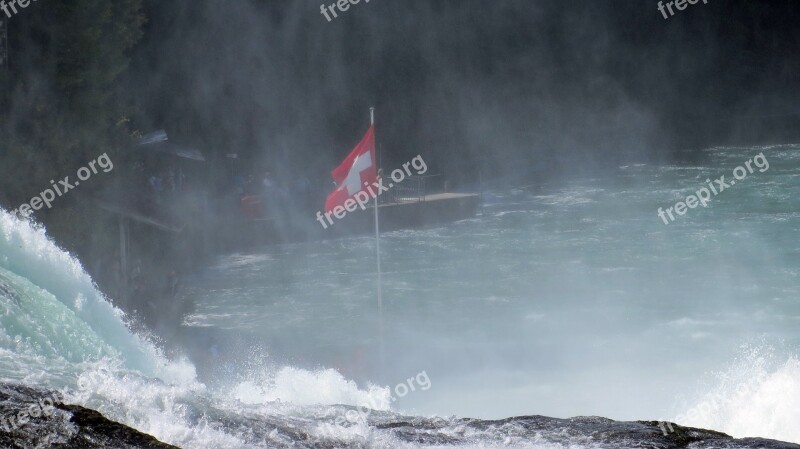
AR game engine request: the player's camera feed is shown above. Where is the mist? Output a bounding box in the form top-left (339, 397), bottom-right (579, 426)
top-left (124, 0), bottom-right (800, 187)
top-left (1, 1), bottom-right (800, 447)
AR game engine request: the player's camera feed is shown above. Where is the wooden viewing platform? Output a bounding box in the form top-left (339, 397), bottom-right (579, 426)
top-left (341, 192), bottom-right (482, 234)
top-left (220, 191), bottom-right (481, 249)
top-left (381, 192), bottom-right (478, 205)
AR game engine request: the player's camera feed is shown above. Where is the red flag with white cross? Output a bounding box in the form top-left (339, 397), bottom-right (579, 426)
top-left (324, 126), bottom-right (377, 213)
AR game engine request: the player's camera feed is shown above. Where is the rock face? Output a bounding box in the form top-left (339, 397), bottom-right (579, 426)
top-left (0, 383), bottom-right (178, 449)
top-left (383, 415), bottom-right (800, 449)
top-left (2, 382), bottom-right (799, 448)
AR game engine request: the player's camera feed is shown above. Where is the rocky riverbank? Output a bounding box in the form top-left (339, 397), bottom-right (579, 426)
top-left (0, 383), bottom-right (177, 449)
top-left (2, 382), bottom-right (798, 449)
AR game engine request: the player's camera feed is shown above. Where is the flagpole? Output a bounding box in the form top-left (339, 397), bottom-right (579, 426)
top-left (371, 107), bottom-right (384, 372)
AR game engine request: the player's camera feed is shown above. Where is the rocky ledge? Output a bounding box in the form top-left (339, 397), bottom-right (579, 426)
top-left (0, 383), bottom-right (177, 449)
top-left (2, 382), bottom-right (798, 448)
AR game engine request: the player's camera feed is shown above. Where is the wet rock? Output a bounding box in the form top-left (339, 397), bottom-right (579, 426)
top-left (0, 383), bottom-right (178, 449)
top-left (2, 382), bottom-right (799, 448)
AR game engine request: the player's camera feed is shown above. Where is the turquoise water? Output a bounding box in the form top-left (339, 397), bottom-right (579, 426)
top-left (1, 144), bottom-right (799, 447)
top-left (182, 145), bottom-right (800, 439)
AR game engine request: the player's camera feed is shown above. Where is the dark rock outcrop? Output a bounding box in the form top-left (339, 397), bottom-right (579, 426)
top-left (0, 383), bottom-right (178, 449)
top-left (2, 382), bottom-right (798, 448)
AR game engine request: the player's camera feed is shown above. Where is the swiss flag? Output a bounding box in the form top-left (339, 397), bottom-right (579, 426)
top-left (325, 125), bottom-right (377, 212)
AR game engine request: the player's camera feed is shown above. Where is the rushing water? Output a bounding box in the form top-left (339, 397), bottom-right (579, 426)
top-left (2, 145), bottom-right (800, 447)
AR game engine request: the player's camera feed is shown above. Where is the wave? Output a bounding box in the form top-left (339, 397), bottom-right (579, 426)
top-left (0, 210), bottom-right (171, 380)
top-left (2, 206), bottom-right (798, 447)
top-left (673, 344), bottom-right (800, 443)
top-left (0, 209), bottom-right (393, 447)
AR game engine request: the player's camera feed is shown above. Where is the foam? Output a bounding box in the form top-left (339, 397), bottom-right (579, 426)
top-left (675, 346), bottom-right (800, 443)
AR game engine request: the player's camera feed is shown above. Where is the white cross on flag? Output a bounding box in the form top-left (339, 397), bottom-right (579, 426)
top-left (325, 125), bottom-right (377, 213)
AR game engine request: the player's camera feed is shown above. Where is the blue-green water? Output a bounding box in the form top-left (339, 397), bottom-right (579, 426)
top-left (182, 144), bottom-right (800, 440)
top-left (1, 144), bottom-right (799, 447)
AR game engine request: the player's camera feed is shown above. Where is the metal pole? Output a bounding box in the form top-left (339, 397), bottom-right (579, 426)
top-left (371, 107), bottom-right (384, 371)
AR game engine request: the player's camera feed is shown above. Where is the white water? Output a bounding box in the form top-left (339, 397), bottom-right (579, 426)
top-left (183, 145), bottom-right (800, 442)
top-left (674, 344), bottom-right (800, 442)
top-left (2, 145), bottom-right (800, 447)
top-left (0, 209), bottom-right (395, 448)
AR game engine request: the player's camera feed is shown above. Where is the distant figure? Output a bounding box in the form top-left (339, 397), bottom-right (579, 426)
top-left (232, 174), bottom-right (246, 196)
top-left (244, 174), bottom-right (258, 197)
top-left (176, 166), bottom-right (186, 191)
top-left (166, 169), bottom-right (176, 192)
top-left (262, 171), bottom-right (283, 217)
top-left (148, 175), bottom-right (164, 205)
top-left (241, 194), bottom-right (264, 220)
top-left (294, 175), bottom-right (312, 209)
top-left (294, 175), bottom-right (311, 195)
top-left (165, 270), bottom-right (180, 298)
top-left (148, 175), bottom-right (162, 193)
top-left (262, 171), bottom-right (276, 194)
top-left (130, 259), bottom-right (142, 281)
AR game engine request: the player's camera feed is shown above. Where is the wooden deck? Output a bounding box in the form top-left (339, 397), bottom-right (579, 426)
top-left (381, 192), bottom-right (479, 206)
top-left (341, 192), bottom-right (481, 233)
